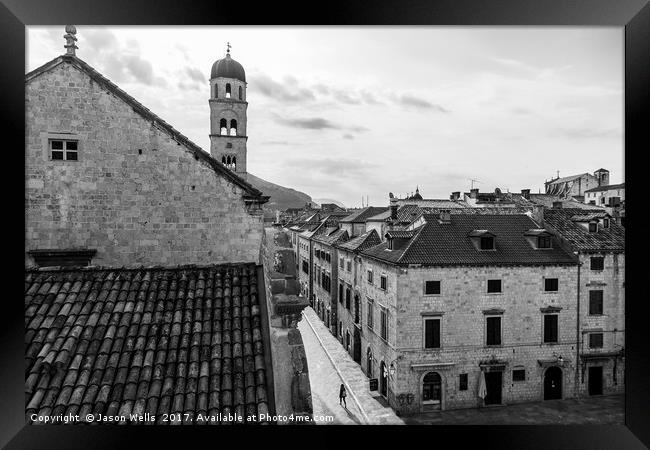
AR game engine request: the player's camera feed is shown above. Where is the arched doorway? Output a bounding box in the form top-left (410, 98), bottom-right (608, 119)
top-left (544, 366), bottom-right (563, 400)
top-left (353, 327), bottom-right (361, 363)
top-left (380, 361), bottom-right (388, 397)
top-left (422, 372), bottom-right (442, 410)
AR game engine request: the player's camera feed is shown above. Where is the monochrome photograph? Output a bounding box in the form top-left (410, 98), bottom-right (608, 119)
top-left (24, 25), bottom-right (624, 426)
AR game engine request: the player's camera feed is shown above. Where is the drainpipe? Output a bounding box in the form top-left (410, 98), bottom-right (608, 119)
top-left (575, 253), bottom-right (581, 398)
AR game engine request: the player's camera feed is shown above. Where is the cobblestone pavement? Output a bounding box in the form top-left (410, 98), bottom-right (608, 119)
top-left (298, 307), bottom-right (404, 425)
top-left (404, 394), bottom-right (624, 425)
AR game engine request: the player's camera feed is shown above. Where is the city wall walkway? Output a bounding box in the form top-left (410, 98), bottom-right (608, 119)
top-left (299, 307), bottom-right (404, 425)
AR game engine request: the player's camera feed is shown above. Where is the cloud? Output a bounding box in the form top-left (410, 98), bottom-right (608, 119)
top-left (261, 140), bottom-right (295, 146)
top-left (343, 134), bottom-right (355, 140)
top-left (511, 107), bottom-right (533, 115)
top-left (558, 128), bottom-right (622, 139)
top-left (272, 114), bottom-right (369, 133)
top-left (186, 67), bottom-right (205, 84)
top-left (288, 157), bottom-right (379, 178)
top-left (274, 116), bottom-right (339, 130)
top-left (252, 73), bottom-right (316, 102)
top-left (79, 29), bottom-right (163, 87)
top-left (397, 94), bottom-right (450, 112)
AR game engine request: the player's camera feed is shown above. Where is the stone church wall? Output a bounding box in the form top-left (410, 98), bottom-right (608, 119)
top-left (25, 62), bottom-right (263, 267)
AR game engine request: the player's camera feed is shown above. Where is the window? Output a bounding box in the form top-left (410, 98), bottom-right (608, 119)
top-left (486, 316), bottom-right (501, 346)
top-left (589, 333), bottom-right (604, 348)
top-left (380, 275), bottom-right (387, 290)
top-left (424, 318), bottom-right (441, 349)
top-left (425, 280), bottom-right (441, 295)
top-left (346, 260), bottom-right (352, 272)
top-left (588, 222), bottom-right (598, 232)
top-left (226, 83), bottom-right (231, 98)
top-left (590, 257), bottom-right (604, 271)
top-left (340, 257), bottom-right (344, 269)
top-left (543, 314), bottom-right (558, 343)
top-left (487, 279), bottom-right (502, 293)
top-left (230, 119), bottom-right (237, 136)
top-left (380, 308), bottom-right (388, 340)
top-left (50, 139), bottom-right (78, 161)
top-left (459, 374), bottom-right (468, 391)
top-left (338, 283), bottom-right (344, 304)
top-left (345, 287), bottom-right (351, 310)
top-left (354, 295), bottom-right (360, 324)
top-left (512, 369), bottom-right (526, 381)
top-left (302, 260), bottom-right (309, 274)
top-left (367, 299), bottom-right (374, 329)
top-left (544, 278), bottom-right (559, 292)
top-left (238, 86), bottom-right (243, 100)
top-left (367, 269), bottom-right (373, 284)
top-left (480, 236), bottom-right (495, 250)
top-left (589, 290), bottom-right (604, 315)
top-left (538, 236), bottom-right (552, 249)
top-left (603, 218), bottom-right (610, 229)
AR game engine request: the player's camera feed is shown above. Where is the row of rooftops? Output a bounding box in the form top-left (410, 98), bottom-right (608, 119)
top-left (288, 201), bottom-right (624, 267)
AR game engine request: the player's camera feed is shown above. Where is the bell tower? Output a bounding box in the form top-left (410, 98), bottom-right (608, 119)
top-left (209, 43), bottom-right (248, 176)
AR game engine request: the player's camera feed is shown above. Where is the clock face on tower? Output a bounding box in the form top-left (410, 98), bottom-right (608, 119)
top-left (209, 47), bottom-right (248, 176)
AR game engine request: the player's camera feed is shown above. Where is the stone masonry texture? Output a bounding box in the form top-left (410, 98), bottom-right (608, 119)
top-left (25, 62), bottom-right (263, 268)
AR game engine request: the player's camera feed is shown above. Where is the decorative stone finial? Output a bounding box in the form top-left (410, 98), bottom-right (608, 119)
top-left (226, 42), bottom-right (231, 55)
top-left (64, 25), bottom-right (78, 56)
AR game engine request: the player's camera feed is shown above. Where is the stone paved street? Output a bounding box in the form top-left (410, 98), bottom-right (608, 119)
top-left (404, 394), bottom-right (624, 425)
top-left (298, 307), bottom-right (404, 425)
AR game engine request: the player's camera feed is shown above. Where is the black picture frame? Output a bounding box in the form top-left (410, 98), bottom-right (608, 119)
top-left (2, 0), bottom-right (647, 448)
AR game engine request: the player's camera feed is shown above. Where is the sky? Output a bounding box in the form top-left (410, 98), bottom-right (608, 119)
top-left (26, 26), bottom-right (624, 208)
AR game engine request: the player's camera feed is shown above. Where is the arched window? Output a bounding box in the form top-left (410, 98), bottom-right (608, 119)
top-left (232, 156), bottom-right (236, 169)
top-left (214, 84), bottom-right (218, 98)
top-left (226, 83), bottom-right (231, 99)
top-left (222, 156), bottom-right (226, 164)
top-left (220, 118), bottom-right (227, 135)
top-left (230, 119), bottom-right (237, 136)
top-left (226, 155), bottom-right (231, 165)
top-left (238, 86), bottom-right (243, 100)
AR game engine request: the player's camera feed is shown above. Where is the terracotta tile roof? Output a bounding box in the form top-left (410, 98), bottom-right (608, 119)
top-left (546, 173), bottom-right (591, 185)
top-left (570, 212), bottom-right (610, 222)
top-left (361, 214), bottom-right (577, 266)
top-left (543, 209), bottom-right (625, 252)
top-left (339, 207), bottom-right (389, 223)
top-left (26, 55), bottom-right (267, 204)
top-left (584, 183), bottom-right (625, 193)
top-left (312, 228), bottom-right (349, 246)
top-left (336, 229), bottom-right (382, 252)
top-left (24, 263), bottom-right (273, 424)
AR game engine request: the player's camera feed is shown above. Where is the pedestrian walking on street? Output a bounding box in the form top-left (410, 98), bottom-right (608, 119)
top-left (339, 383), bottom-right (347, 408)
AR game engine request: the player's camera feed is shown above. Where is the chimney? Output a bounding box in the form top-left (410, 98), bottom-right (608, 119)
top-left (439, 209), bottom-right (451, 223)
top-left (521, 189), bottom-right (530, 200)
top-left (389, 197), bottom-right (398, 220)
top-left (552, 201), bottom-right (563, 209)
top-left (470, 188), bottom-right (479, 199)
top-left (532, 205), bottom-right (545, 226)
top-left (450, 191), bottom-right (461, 200)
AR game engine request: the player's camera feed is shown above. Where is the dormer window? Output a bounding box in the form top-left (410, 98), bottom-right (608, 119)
top-left (524, 229), bottom-right (553, 250)
top-left (603, 218), bottom-right (610, 229)
top-left (480, 236), bottom-right (495, 250)
top-left (537, 236), bottom-right (552, 249)
top-left (469, 230), bottom-right (495, 251)
top-left (588, 221), bottom-right (598, 233)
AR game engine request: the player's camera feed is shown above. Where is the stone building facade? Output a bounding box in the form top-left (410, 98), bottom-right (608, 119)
top-left (541, 208), bottom-right (625, 398)
top-left (312, 229), bottom-right (348, 335)
top-left (356, 213), bottom-right (580, 414)
top-left (25, 54), bottom-right (267, 268)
